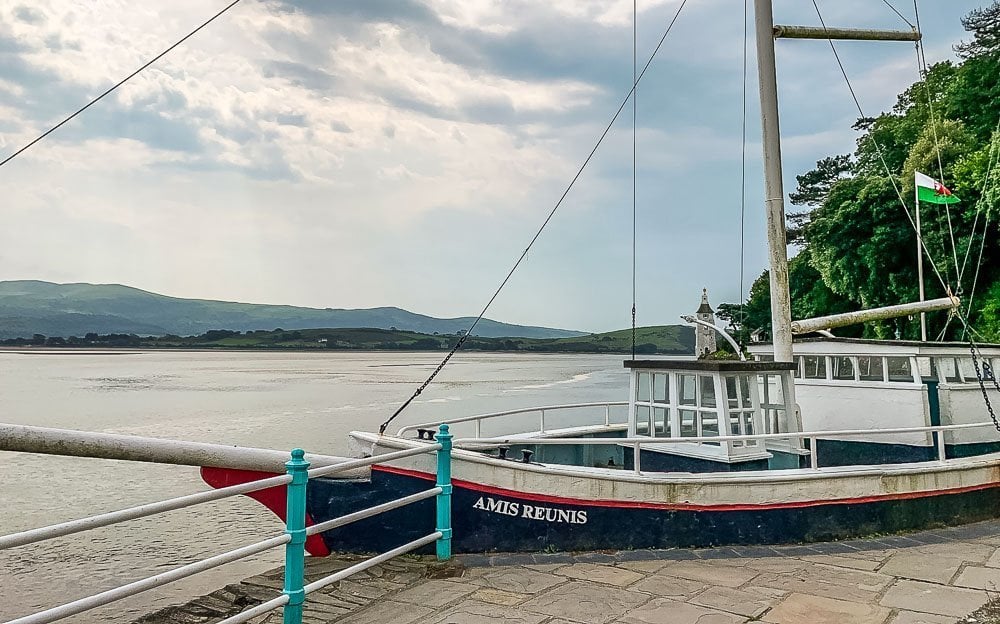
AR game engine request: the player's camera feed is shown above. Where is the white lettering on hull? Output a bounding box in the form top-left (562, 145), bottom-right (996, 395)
top-left (472, 496), bottom-right (587, 524)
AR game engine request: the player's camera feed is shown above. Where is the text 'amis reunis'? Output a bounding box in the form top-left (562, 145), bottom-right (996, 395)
top-left (472, 496), bottom-right (588, 524)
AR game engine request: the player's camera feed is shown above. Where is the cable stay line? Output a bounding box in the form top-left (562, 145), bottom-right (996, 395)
top-left (912, 0), bottom-right (962, 284)
top-left (738, 0), bottom-right (749, 346)
top-left (881, 0), bottom-right (917, 30)
top-left (631, 0), bottom-right (638, 361)
top-left (0, 0), bottom-right (245, 171)
top-left (809, 0), bottom-right (951, 297)
top-left (378, 0), bottom-right (691, 435)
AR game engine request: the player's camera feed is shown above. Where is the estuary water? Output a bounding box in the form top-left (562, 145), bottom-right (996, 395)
top-left (0, 350), bottom-right (629, 622)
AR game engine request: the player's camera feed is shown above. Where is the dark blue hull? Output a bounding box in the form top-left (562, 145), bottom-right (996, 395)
top-left (306, 466), bottom-right (1000, 554)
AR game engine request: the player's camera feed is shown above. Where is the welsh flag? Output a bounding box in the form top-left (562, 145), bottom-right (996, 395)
top-left (915, 171), bottom-right (960, 204)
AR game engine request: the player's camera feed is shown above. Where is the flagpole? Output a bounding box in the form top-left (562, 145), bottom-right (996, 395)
top-left (916, 183), bottom-right (927, 341)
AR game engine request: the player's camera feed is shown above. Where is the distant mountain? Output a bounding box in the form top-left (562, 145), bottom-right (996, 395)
top-left (0, 280), bottom-right (587, 340)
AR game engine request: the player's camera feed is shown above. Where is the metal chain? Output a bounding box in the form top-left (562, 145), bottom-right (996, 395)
top-left (967, 340), bottom-right (1000, 432)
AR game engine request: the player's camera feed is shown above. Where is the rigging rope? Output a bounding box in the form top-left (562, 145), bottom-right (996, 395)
top-left (378, 0), bottom-right (691, 435)
top-left (880, 0), bottom-right (916, 30)
top-left (810, 0), bottom-right (951, 296)
top-left (912, 0), bottom-right (962, 285)
top-left (738, 0), bottom-right (749, 346)
top-left (632, 0), bottom-right (638, 361)
top-left (0, 0), bottom-right (245, 170)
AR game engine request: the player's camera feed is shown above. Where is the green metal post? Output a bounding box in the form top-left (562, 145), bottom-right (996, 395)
top-left (283, 448), bottom-right (310, 624)
top-left (434, 424), bottom-right (453, 561)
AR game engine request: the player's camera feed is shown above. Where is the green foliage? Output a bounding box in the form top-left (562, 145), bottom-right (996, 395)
top-left (722, 4), bottom-right (1000, 341)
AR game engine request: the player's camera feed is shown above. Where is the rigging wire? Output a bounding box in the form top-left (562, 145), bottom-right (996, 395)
top-left (738, 0), bottom-right (749, 346)
top-left (0, 0), bottom-right (245, 170)
top-left (378, 0), bottom-right (691, 435)
top-left (960, 125), bottom-right (1000, 339)
top-left (632, 0), bottom-right (638, 361)
top-left (958, 116), bottom-right (1000, 284)
top-left (912, 0), bottom-right (962, 285)
top-left (809, 0), bottom-right (951, 295)
top-left (880, 0), bottom-right (916, 30)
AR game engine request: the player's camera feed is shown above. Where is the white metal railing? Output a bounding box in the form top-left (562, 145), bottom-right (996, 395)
top-left (0, 428), bottom-right (455, 624)
top-left (397, 401), bottom-right (628, 438)
top-left (453, 420), bottom-right (1000, 473)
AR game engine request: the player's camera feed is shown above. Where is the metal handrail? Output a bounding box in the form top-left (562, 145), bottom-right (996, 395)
top-left (5, 535), bottom-right (291, 624)
top-left (454, 419), bottom-right (999, 447)
top-left (397, 401), bottom-right (628, 437)
top-left (2, 425), bottom-right (456, 624)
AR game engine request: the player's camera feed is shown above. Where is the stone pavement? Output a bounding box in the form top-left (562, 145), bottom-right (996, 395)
top-left (137, 519), bottom-right (1000, 624)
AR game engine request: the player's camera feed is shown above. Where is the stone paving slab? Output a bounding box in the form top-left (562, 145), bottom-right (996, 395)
top-left (134, 519), bottom-right (1000, 624)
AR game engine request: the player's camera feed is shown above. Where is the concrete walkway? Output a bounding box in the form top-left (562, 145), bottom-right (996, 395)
top-left (138, 519), bottom-right (1000, 624)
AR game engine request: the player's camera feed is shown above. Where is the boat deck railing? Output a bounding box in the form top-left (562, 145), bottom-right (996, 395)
top-left (452, 420), bottom-right (1000, 473)
top-left (0, 425), bottom-right (455, 624)
top-left (397, 401), bottom-right (629, 438)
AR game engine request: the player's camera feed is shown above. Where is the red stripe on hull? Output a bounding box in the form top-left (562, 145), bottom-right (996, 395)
top-left (373, 464), bottom-right (1000, 512)
top-left (200, 467), bottom-right (331, 557)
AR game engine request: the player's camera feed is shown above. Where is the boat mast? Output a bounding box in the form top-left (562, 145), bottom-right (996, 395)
top-left (753, 0), bottom-right (793, 363)
top-left (752, 2), bottom-right (927, 356)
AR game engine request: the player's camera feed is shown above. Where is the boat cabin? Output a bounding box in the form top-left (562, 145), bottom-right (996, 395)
top-left (624, 359), bottom-right (804, 472)
top-left (747, 338), bottom-right (1000, 463)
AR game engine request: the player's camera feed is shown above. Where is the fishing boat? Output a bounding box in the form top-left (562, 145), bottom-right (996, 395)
top-left (199, 1), bottom-right (1000, 554)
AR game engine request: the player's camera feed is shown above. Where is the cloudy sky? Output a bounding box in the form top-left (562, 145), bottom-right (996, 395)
top-left (0, 0), bottom-right (985, 332)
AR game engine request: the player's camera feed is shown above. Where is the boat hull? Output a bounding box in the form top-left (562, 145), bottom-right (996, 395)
top-left (302, 464), bottom-right (1000, 554)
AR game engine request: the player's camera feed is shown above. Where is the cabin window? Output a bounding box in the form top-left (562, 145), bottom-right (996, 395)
top-left (793, 356), bottom-right (802, 378)
top-left (858, 356), bottom-right (884, 382)
top-left (757, 373), bottom-right (786, 434)
top-left (679, 374), bottom-right (697, 405)
top-left (959, 358), bottom-right (980, 382)
top-left (680, 409), bottom-right (697, 437)
top-left (803, 356), bottom-right (827, 379)
top-left (832, 356), bottom-right (855, 381)
top-left (636, 405), bottom-right (651, 435)
top-left (637, 372), bottom-right (651, 401)
top-left (653, 407), bottom-right (669, 437)
top-left (916, 357), bottom-right (936, 380)
top-left (653, 374), bottom-right (669, 402)
top-left (700, 375), bottom-right (717, 408)
top-left (725, 374), bottom-right (758, 447)
top-left (886, 357), bottom-right (914, 383)
top-left (939, 358), bottom-right (962, 382)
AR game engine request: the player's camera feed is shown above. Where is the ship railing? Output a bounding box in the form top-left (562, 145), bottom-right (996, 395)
top-left (397, 401), bottom-right (629, 438)
top-left (0, 425), bottom-right (455, 624)
top-left (454, 420), bottom-right (1000, 473)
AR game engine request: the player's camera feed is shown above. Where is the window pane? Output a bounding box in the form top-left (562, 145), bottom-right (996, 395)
top-left (803, 355), bottom-right (826, 379)
top-left (742, 412), bottom-right (755, 436)
top-left (653, 407), bottom-right (669, 437)
top-left (740, 375), bottom-right (753, 406)
top-left (679, 374), bottom-right (697, 405)
top-left (635, 405), bottom-right (650, 435)
top-left (637, 372), bottom-right (651, 401)
top-left (858, 357), bottom-right (884, 382)
top-left (940, 358), bottom-right (961, 382)
top-left (730, 412), bottom-right (742, 438)
top-left (699, 375), bottom-right (717, 408)
top-left (653, 374), bottom-right (668, 403)
top-left (726, 376), bottom-right (739, 409)
top-left (959, 358), bottom-right (979, 382)
top-left (916, 356), bottom-right (935, 379)
top-left (679, 409), bottom-right (697, 437)
top-left (886, 357), bottom-right (913, 382)
top-left (832, 356), bottom-right (855, 380)
top-left (794, 356), bottom-right (802, 378)
top-left (701, 412), bottom-right (719, 445)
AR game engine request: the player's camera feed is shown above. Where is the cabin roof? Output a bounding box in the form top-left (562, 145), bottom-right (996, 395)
top-left (624, 359), bottom-right (796, 372)
top-left (746, 337), bottom-right (1000, 356)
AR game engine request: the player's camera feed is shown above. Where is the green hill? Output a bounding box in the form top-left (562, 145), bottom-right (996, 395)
top-left (0, 280), bottom-right (585, 340)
